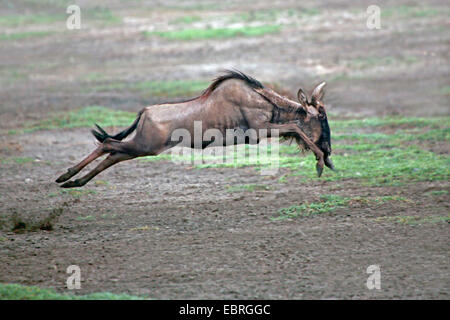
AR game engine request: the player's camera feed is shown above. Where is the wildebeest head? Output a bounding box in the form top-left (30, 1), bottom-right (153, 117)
top-left (297, 82), bottom-right (334, 170)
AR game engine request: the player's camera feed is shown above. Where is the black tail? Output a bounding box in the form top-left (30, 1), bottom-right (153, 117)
top-left (91, 109), bottom-right (143, 143)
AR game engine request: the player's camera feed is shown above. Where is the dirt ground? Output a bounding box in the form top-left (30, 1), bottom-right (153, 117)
top-left (0, 0), bottom-right (449, 299)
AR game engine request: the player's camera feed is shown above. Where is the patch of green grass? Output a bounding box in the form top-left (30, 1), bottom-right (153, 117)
top-left (138, 115), bottom-right (448, 187)
top-left (329, 73), bottom-right (367, 82)
top-left (13, 157), bottom-right (34, 164)
top-left (338, 131), bottom-right (419, 144)
top-left (439, 86), bottom-right (450, 95)
top-left (1, 62), bottom-right (60, 85)
top-left (274, 195), bottom-right (407, 220)
top-left (141, 146), bottom-right (273, 167)
top-left (0, 283), bottom-right (145, 300)
top-left (195, 145), bottom-right (280, 169)
top-left (332, 129), bottom-right (449, 143)
top-left (299, 8), bottom-right (320, 16)
top-left (0, 31), bottom-right (55, 41)
top-left (82, 72), bottom-right (107, 82)
top-left (374, 215), bottom-right (450, 225)
top-left (141, 145), bottom-right (280, 169)
top-left (85, 7), bottom-right (121, 25)
top-left (425, 190), bottom-right (448, 196)
top-left (274, 194), bottom-right (348, 220)
top-left (0, 69), bottom-right (29, 85)
top-left (411, 128), bottom-right (450, 141)
top-left (170, 15), bottom-right (202, 24)
top-left (76, 215), bottom-right (95, 221)
top-left (382, 5), bottom-right (443, 18)
top-left (89, 80), bottom-right (210, 98)
top-left (161, 3), bottom-right (220, 11)
top-left (330, 118), bottom-right (449, 145)
top-left (20, 0), bottom-right (72, 8)
top-left (229, 8), bottom-right (318, 23)
top-left (346, 56), bottom-right (418, 70)
top-left (372, 195), bottom-right (407, 202)
top-left (0, 14), bottom-right (62, 27)
top-left (186, 143), bottom-right (448, 187)
top-left (24, 106), bottom-right (136, 133)
top-left (140, 154), bottom-right (173, 162)
top-left (229, 9), bottom-right (289, 23)
top-left (292, 146), bottom-right (448, 185)
top-left (0, 157), bottom-right (34, 165)
top-left (0, 7), bottom-right (120, 28)
top-left (331, 117), bottom-right (445, 131)
top-left (278, 117), bottom-right (449, 185)
top-left (145, 25), bottom-right (281, 40)
top-left (333, 142), bottom-right (397, 151)
top-left (227, 184), bottom-right (271, 192)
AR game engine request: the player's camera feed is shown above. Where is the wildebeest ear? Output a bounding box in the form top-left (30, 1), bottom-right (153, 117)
top-left (311, 81), bottom-right (326, 104)
top-left (297, 88), bottom-right (308, 108)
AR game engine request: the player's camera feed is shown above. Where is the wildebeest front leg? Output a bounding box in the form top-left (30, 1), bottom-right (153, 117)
top-left (60, 152), bottom-right (135, 188)
top-left (295, 128), bottom-right (325, 177)
top-left (266, 123), bottom-right (325, 177)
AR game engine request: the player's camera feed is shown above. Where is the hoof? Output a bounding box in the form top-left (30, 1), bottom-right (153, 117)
top-left (60, 180), bottom-right (81, 188)
top-left (316, 162), bottom-right (324, 177)
top-left (55, 168), bottom-right (76, 183)
top-left (324, 157), bottom-right (335, 171)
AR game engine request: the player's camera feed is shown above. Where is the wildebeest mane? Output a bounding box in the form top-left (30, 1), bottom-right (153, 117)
top-left (162, 70), bottom-right (263, 104)
top-left (203, 69), bottom-right (264, 96)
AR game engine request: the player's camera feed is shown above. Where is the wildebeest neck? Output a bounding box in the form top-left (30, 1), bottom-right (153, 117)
top-left (254, 87), bottom-right (307, 115)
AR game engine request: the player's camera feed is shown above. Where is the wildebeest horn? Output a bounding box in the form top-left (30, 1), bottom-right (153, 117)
top-left (311, 81), bottom-right (326, 103)
top-left (297, 88), bottom-right (308, 108)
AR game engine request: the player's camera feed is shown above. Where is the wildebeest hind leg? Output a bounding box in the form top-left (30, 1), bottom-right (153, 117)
top-left (55, 147), bottom-right (105, 183)
top-left (60, 152), bottom-right (135, 188)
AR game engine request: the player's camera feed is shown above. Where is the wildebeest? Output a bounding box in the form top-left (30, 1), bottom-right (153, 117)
top-left (56, 70), bottom-right (333, 188)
